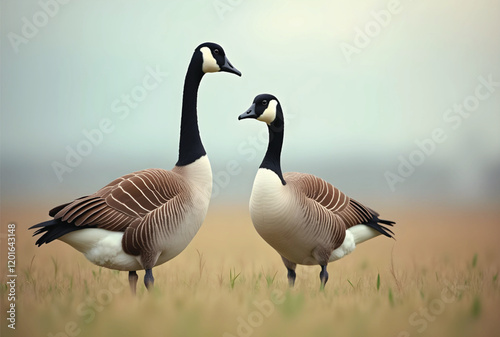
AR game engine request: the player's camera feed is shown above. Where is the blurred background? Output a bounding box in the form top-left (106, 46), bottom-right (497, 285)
top-left (1, 4), bottom-right (500, 336)
top-left (1, 0), bottom-right (499, 215)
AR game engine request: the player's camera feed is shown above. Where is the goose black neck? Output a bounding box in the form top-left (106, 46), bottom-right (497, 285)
top-left (260, 117), bottom-right (286, 185)
top-left (176, 58), bottom-right (206, 166)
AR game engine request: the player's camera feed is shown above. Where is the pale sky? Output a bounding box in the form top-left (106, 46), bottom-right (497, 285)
top-left (1, 0), bottom-right (499, 208)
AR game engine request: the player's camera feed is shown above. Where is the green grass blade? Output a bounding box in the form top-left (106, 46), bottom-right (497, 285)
top-left (472, 253), bottom-right (478, 268)
top-left (388, 288), bottom-right (394, 307)
top-left (471, 296), bottom-right (481, 318)
top-left (229, 268), bottom-right (241, 289)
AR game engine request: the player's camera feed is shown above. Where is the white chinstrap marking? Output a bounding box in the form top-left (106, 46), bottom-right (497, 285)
top-left (200, 47), bottom-right (220, 73)
top-left (257, 100), bottom-right (278, 125)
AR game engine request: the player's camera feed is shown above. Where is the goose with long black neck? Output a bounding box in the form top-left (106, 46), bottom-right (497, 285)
top-left (239, 94), bottom-right (395, 289)
top-left (30, 42), bottom-right (241, 293)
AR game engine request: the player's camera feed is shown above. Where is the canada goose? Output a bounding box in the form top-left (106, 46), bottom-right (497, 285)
top-left (238, 94), bottom-right (394, 288)
top-left (30, 42), bottom-right (241, 293)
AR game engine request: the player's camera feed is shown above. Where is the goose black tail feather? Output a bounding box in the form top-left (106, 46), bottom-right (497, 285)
top-left (29, 219), bottom-right (95, 247)
top-left (365, 214), bottom-right (395, 239)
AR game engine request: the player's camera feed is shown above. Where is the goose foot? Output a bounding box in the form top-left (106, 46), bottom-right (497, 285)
top-left (319, 265), bottom-right (329, 290)
top-left (281, 256), bottom-right (297, 287)
top-left (286, 268), bottom-right (296, 287)
top-left (144, 269), bottom-right (154, 290)
top-left (128, 271), bottom-right (138, 295)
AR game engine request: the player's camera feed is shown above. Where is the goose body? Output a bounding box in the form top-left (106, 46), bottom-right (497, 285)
top-left (56, 156), bottom-right (212, 271)
top-left (250, 169), bottom-right (384, 265)
top-left (30, 43), bottom-right (241, 292)
top-left (239, 94), bottom-right (394, 288)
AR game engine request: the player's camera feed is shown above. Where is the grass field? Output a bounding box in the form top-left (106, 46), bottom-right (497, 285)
top-left (1, 202), bottom-right (499, 337)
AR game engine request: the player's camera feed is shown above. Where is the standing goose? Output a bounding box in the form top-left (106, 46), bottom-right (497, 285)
top-left (239, 94), bottom-right (394, 288)
top-left (30, 42), bottom-right (241, 293)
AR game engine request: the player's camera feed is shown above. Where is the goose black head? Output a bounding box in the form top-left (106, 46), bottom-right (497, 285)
top-left (195, 42), bottom-right (241, 76)
top-left (239, 94), bottom-right (283, 126)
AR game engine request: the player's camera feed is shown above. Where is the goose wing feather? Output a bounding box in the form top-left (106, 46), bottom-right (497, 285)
top-left (49, 168), bottom-right (187, 232)
top-left (284, 172), bottom-right (394, 237)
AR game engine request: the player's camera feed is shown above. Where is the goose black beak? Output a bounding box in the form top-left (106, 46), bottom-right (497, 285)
top-left (220, 56), bottom-right (242, 76)
top-left (238, 103), bottom-right (257, 120)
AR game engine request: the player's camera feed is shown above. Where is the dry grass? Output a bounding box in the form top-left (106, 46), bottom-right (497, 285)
top-left (1, 203), bottom-right (500, 337)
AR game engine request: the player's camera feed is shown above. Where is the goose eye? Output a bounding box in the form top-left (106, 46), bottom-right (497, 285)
top-left (262, 100), bottom-right (268, 106)
top-left (214, 49), bottom-right (219, 54)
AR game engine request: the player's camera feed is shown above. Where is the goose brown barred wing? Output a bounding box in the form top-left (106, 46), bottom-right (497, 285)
top-left (50, 168), bottom-right (187, 233)
top-left (284, 172), bottom-right (379, 228)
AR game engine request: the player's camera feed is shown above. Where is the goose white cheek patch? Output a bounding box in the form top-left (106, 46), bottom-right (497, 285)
top-left (200, 47), bottom-right (220, 73)
top-left (257, 100), bottom-right (278, 124)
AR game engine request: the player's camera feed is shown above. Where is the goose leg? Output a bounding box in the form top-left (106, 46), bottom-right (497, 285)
top-left (144, 269), bottom-right (154, 290)
top-left (319, 265), bottom-right (329, 290)
top-left (281, 256), bottom-right (297, 287)
top-left (128, 271), bottom-right (138, 295)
